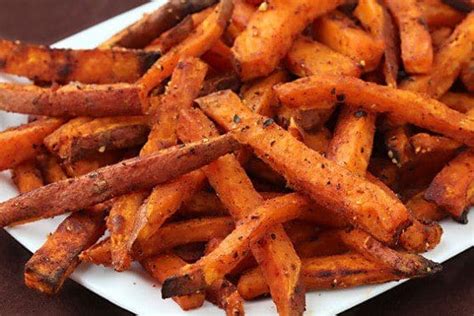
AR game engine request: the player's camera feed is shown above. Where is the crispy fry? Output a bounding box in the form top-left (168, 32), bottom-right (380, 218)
top-left (283, 220), bottom-right (318, 245)
top-left (24, 210), bottom-right (106, 294)
top-left (440, 92), bottom-right (474, 113)
top-left (300, 128), bottom-right (332, 154)
top-left (384, 125), bottom-right (414, 167)
top-left (295, 230), bottom-right (348, 258)
top-left (419, 0), bottom-right (465, 27)
top-left (237, 253), bottom-right (406, 300)
top-left (425, 149), bottom-right (474, 222)
top-left (0, 40), bottom-right (159, 84)
top-left (314, 10), bottom-right (385, 72)
top-left (285, 36), bottom-right (362, 78)
top-left (241, 70), bottom-right (288, 117)
top-left (232, 0), bottom-right (343, 80)
top-left (179, 191), bottom-right (228, 217)
top-left (400, 13), bottom-right (474, 98)
top-left (44, 116), bottom-right (149, 162)
top-left (227, 0), bottom-right (256, 37)
top-left (141, 253), bottom-right (205, 310)
top-left (0, 82), bottom-right (144, 117)
top-left (406, 191), bottom-right (447, 222)
top-left (176, 107), bottom-right (305, 315)
top-left (100, 0), bottom-right (218, 49)
top-left (36, 153), bottom-right (68, 184)
top-left (202, 40), bottom-right (234, 73)
top-left (138, 0), bottom-right (233, 96)
top-left (199, 90), bottom-right (411, 244)
top-left (385, 0), bottom-right (433, 74)
top-left (200, 72), bottom-right (241, 97)
top-left (339, 228), bottom-right (441, 275)
top-left (354, 0), bottom-right (399, 87)
top-left (276, 74), bottom-right (474, 146)
top-left (161, 194), bottom-right (307, 297)
top-left (0, 134), bottom-right (239, 227)
top-left (12, 161), bottom-right (44, 193)
top-left (0, 118), bottom-right (63, 171)
top-left (327, 106), bottom-right (376, 175)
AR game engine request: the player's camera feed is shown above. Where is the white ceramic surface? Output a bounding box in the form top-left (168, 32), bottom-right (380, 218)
top-left (1, 2), bottom-right (473, 315)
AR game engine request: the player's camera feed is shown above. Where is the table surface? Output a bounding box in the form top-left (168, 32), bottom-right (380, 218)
top-left (0, 1), bottom-right (472, 315)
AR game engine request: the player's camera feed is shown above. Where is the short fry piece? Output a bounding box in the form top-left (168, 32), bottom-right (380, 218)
top-left (36, 153), bottom-right (68, 184)
top-left (275, 74), bottom-right (474, 146)
top-left (199, 90), bottom-right (410, 244)
top-left (141, 254), bottom-right (205, 311)
top-left (0, 40), bottom-right (159, 84)
top-left (314, 10), bottom-right (384, 72)
top-left (406, 191), bottom-right (447, 222)
top-left (0, 118), bottom-right (63, 171)
top-left (425, 149), bottom-right (474, 222)
top-left (24, 210), bottom-right (106, 294)
top-left (12, 161), bottom-right (44, 193)
top-left (0, 134), bottom-right (239, 227)
top-left (418, 0), bottom-right (465, 28)
top-left (232, 0), bottom-right (344, 80)
top-left (385, 0), bottom-right (433, 74)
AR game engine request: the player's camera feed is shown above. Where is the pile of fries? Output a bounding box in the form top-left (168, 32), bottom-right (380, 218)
top-left (0, 0), bottom-right (473, 314)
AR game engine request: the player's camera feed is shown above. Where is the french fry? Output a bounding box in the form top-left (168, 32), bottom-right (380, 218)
top-left (176, 108), bottom-right (306, 315)
top-left (199, 72), bottom-right (241, 97)
top-left (418, 0), bottom-right (465, 28)
top-left (425, 149), bottom-right (474, 222)
top-left (12, 161), bottom-right (44, 193)
top-left (300, 128), bottom-right (332, 155)
top-left (431, 27), bottom-right (453, 49)
top-left (327, 106), bottom-right (376, 175)
top-left (338, 228), bottom-right (441, 275)
top-left (227, 0), bottom-right (256, 38)
top-left (440, 92), bottom-right (474, 113)
top-left (237, 253), bottom-right (406, 300)
top-left (81, 217), bottom-right (235, 265)
top-left (385, 0), bottom-right (433, 74)
top-left (313, 10), bottom-right (385, 72)
top-left (199, 90), bottom-right (410, 244)
top-left (232, 0), bottom-right (344, 80)
top-left (285, 36), bottom-right (362, 78)
top-left (44, 116), bottom-right (149, 162)
top-left (461, 55), bottom-right (474, 92)
top-left (0, 82), bottom-right (144, 117)
top-left (354, 0), bottom-right (399, 87)
top-left (36, 153), bottom-right (68, 184)
top-left (0, 40), bottom-right (159, 84)
top-left (384, 125), bottom-right (414, 167)
top-left (0, 118), bottom-right (63, 171)
top-left (202, 40), bottom-right (234, 73)
top-left (161, 194), bottom-right (307, 297)
top-left (241, 70), bottom-right (288, 117)
top-left (141, 254), bottom-right (205, 310)
top-left (0, 134), bottom-right (239, 227)
top-left (62, 151), bottom-right (123, 177)
top-left (406, 191), bottom-right (447, 222)
top-left (138, 0), bottom-right (233, 96)
top-left (400, 13), bottom-right (474, 98)
top-left (368, 157), bottom-right (400, 191)
top-left (295, 230), bottom-right (348, 258)
top-left (283, 220), bottom-right (318, 245)
top-left (24, 210), bottom-right (106, 294)
top-left (275, 74), bottom-right (474, 146)
top-left (100, 0), bottom-right (218, 49)
top-left (179, 191), bottom-right (228, 217)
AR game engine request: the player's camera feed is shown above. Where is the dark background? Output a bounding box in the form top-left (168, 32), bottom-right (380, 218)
top-left (0, 1), bottom-right (472, 315)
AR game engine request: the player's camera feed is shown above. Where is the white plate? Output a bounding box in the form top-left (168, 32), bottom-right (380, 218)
top-left (1, 2), bottom-right (473, 315)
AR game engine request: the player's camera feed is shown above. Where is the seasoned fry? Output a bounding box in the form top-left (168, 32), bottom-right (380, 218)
top-left (431, 27), bottom-right (453, 49)
top-left (232, 0), bottom-right (344, 80)
top-left (179, 191), bottom-right (228, 217)
top-left (0, 135), bottom-right (239, 227)
top-left (354, 0), bottom-right (399, 87)
top-left (0, 118), bottom-right (63, 171)
top-left (24, 210), bottom-right (106, 294)
top-left (300, 128), bottom-right (332, 154)
top-left (44, 116), bottom-right (149, 162)
top-left (368, 157), bottom-right (400, 191)
top-left (418, 0), bottom-right (465, 27)
top-left (36, 153), bottom-right (68, 184)
top-left (141, 254), bottom-right (205, 310)
top-left (138, 0), bottom-right (233, 96)
top-left (237, 253), bottom-right (406, 300)
top-left (400, 13), bottom-right (474, 98)
top-left (202, 40), bottom-right (234, 73)
top-left (0, 83), bottom-right (144, 117)
top-left (295, 230), bottom-right (348, 258)
top-left (439, 92), bottom-right (474, 113)
top-left (314, 10), bottom-right (385, 72)
top-left (100, 0), bottom-right (218, 49)
top-left (384, 125), bottom-right (414, 167)
top-left (339, 228), bottom-right (441, 275)
top-left (385, 0), bottom-right (433, 74)
top-left (176, 108), bottom-right (305, 315)
top-left (227, 0), bottom-right (256, 37)
top-left (199, 90), bottom-right (411, 244)
top-left (161, 194), bottom-right (307, 297)
top-left (62, 151), bottom-right (122, 177)
top-left (285, 36), bottom-right (362, 78)
top-left (406, 191), bottom-right (447, 222)
top-left (241, 70), bottom-right (288, 117)
top-left (0, 40), bottom-right (159, 84)
top-left (425, 149), bottom-right (474, 222)
top-left (12, 161), bottom-right (44, 193)
top-left (276, 74), bottom-right (474, 146)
